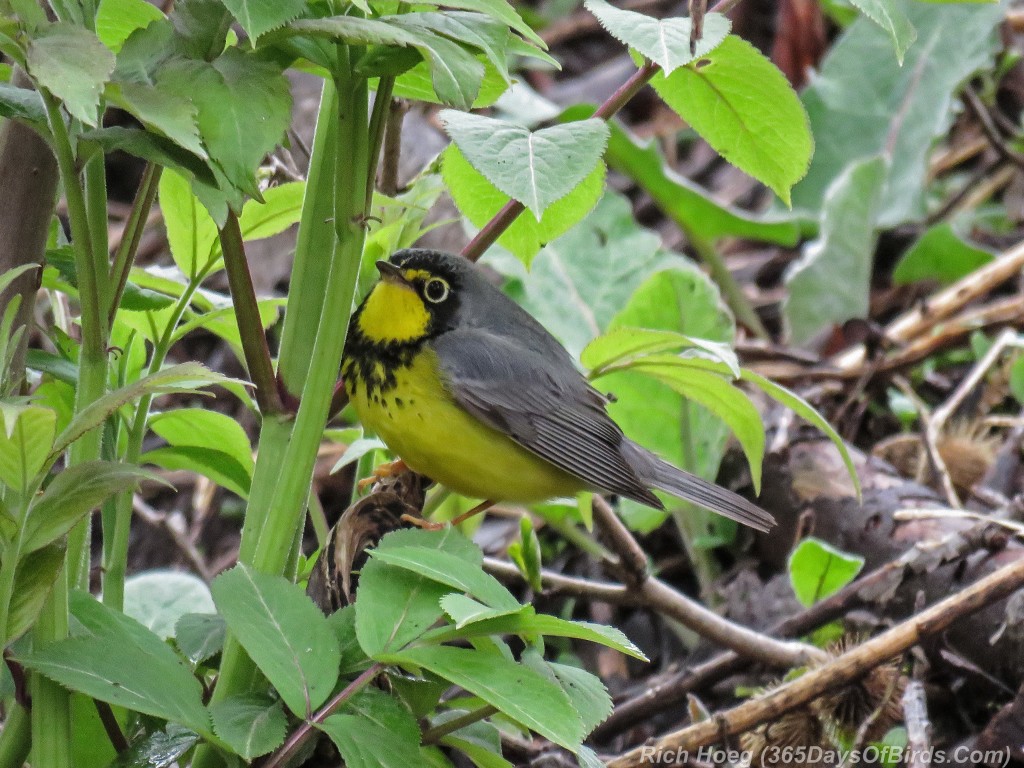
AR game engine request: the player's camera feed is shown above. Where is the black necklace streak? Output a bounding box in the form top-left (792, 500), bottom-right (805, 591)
top-left (342, 309), bottom-right (426, 404)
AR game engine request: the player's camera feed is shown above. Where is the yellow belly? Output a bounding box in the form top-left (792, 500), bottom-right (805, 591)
top-left (347, 349), bottom-right (583, 502)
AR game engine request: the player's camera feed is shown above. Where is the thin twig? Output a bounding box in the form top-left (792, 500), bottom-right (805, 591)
top-left (607, 554), bottom-right (1024, 767)
top-left (893, 376), bottom-right (960, 508)
top-left (132, 496), bottom-right (212, 581)
top-left (902, 679), bottom-right (931, 768)
top-left (422, 705), bottom-right (499, 744)
top-left (93, 700), bottom-right (128, 753)
top-left (962, 87), bottom-right (1024, 171)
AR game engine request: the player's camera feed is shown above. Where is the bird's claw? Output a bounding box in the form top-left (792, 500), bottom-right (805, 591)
top-left (357, 458), bottom-right (410, 492)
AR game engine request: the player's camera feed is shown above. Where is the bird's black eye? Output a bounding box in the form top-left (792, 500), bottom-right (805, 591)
top-left (423, 277), bottom-right (450, 304)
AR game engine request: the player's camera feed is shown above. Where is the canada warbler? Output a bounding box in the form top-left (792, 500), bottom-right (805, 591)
top-left (342, 249), bottom-right (774, 531)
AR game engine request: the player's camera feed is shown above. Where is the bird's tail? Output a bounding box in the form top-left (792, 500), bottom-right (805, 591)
top-left (625, 442), bottom-right (775, 532)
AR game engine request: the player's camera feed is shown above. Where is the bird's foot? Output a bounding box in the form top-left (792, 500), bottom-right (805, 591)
top-left (400, 499), bottom-right (496, 531)
top-left (400, 513), bottom-right (445, 531)
top-left (357, 458), bottom-right (410, 492)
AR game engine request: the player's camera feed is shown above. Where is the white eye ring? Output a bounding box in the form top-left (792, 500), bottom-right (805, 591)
top-left (423, 277), bottom-right (450, 303)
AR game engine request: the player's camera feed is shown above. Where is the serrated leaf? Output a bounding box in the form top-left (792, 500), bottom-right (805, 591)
top-left (0, 404), bottom-right (55, 490)
top-left (318, 689), bottom-right (424, 768)
top-left (107, 81), bottom-right (206, 158)
top-left (652, 34), bottom-right (812, 206)
top-left (24, 461), bottom-right (151, 553)
top-left (390, 12), bottom-right (512, 83)
top-left (524, 653), bottom-right (612, 734)
top-left (440, 594), bottom-right (527, 628)
top-left (124, 571), bottom-right (216, 640)
top-left (849, 0), bottom-right (916, 64)
top-left (96, 0), bottom-right (165, 53)
top-left (222, 0), bottom-right (305, 40)
top-left (389, 646), bottom-right (585, 751)
top-left (441, 111), bottom-right (609, 217)
top-left (519, 615), bottom-right (647, 661)
top-left (370, 547), bottom-right (521, 611)
top-left (433, 0), bottom-right (544, 46)
top-left (79, 127), bottom-right (216, 188)
top-left (444, 145), bottom-right (605, 265)
top-left (27, 23), bottom-right (114, 125)
top-left (7, 544), bottom-right (65, 643)
top-left (15, 591), bottom-right (210, 734)
top-left (586, 0), bottom-right (730, 73)
top-left (788, 537), bottom-right (864, 606)
top-left (211, 565), bottom-right (340, 717)
top-left (175, 613), bottom-right (226, 665)
top-left (784, 154), bottom-right (887, 345)
top-left (145, 408), bottom-right (254, 496)
top-left (210, 695), bottom-right (287, 759)
top-left (107, 725), bottom-right (198, 768)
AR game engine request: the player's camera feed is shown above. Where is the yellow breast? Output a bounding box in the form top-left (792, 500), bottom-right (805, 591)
top-left (347, 348), bottom-right (583, 503)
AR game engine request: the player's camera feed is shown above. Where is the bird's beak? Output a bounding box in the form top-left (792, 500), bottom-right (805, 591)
top-left (376, 260), bottom-right (409, 285)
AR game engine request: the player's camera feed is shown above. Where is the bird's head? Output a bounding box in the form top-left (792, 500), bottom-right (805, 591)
top-left (354, 249), bottom-right (469, 345)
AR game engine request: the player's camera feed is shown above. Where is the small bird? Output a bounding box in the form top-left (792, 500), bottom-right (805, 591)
top-left (341, 249), bottom-right (774, 531)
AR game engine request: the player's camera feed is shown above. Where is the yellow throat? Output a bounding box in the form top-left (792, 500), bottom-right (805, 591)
top-left (356, 280), bottom-right (430, 344)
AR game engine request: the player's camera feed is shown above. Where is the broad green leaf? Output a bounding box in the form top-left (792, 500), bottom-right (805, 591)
top-left (784, 155), bottom-right (887, 345)
top-left (145, 408), bottom-right (254, 496)
top-left (124, 571), bottom-right (215, 640)
top-left (7, 544), bottom-right (65, 643)
top-left (211, 564), bottom-right (340, 717)
top-left (582, 327), bottom-right (740, 378)
top-left (237, 181), bottom-right (305, 240)
top-left (209, 695), bottom-right (287, 759)
top-left (0, 404), bottom-right (55, 490)
top-left (441, 111), bottom-right (609, 218)
top-left (79, 127), bottom-right (216, 189)
top-left (391, 56), bottom-right (508, 108)
top-left (51, 363), bottom-right (236, 458)
top-left (24, 461), bottom-right (151, 553)
top-left (442, 723), bottom-right (513, 768)
top-left (483, 192), bottom-right (674, 357)
top-left (431, 0), bottom-right (544, 46)
top-left (892, 222), bottom-right (994, 285)
top-left (15, 591), bottom-right (210, 734)
top-left (788, 537), bottom-right (864, 606)
top-left (444, 145), bottom-right (605, 264)
top-left (523, 615), bottom-right (646, 660)
top-left (524, 652), bottom-right (611, 734)
top-left (849, 0), bottom-right (916, 63)
top-left (107, 81), bottom-right (205, 159)
top-left (26, 23), bottom-right (114, 125)
top-left (175, 613), bottom-right (226, 665)
top-left (792, 0), bottom-right (1001, 225)
top-left (157, 50), bottom-right (291, 200)
top-left (96, 0), bottom-right (164, 52)
top-left (652, 35), bottom-right (812, 206)
top-left (592, 111), bottom-right (802, 245)
top-left (318, 689), bottom-right (424, 768)
top-left (327, 606), bottom-right (369, 675)
top-left (370, 547), bottom-right (521, 611)
top-left (389, 646), bottom-right (585, 751)
top-left (141, 446), bottom-right (252, 497)
top-left (586, 0), bottom-right (730, 73)
top-left (106, 725), bottom-right (198, 768)
top-left (391, 13), bottom-right (512, 83)
top-left (169, 0), bottom-right (233, 60)
top-left (0, 83), bottom-right (46, 123)
top-left (439, 594), bottom-right (527, 628)
top-left (222, 0), bottom-right (305, 40)
top-left (355, 527), bottom-right (476, 656)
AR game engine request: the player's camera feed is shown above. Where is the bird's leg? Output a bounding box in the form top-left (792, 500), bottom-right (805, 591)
top-left (401, 499), bottom-right (496, 531)
top-left (357, 458), bottom-right (409, 492)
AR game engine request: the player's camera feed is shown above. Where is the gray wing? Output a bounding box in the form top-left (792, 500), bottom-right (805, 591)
top-left (432, 328), bottom-right (662, 508)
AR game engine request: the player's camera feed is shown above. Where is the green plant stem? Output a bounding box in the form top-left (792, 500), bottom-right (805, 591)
top-left (422, 705), bottom-right (499, 744)
top-left (84, 152), bottom-right (111, 315)
top-left (365, 75), bottom-right (395, 206)
top-left (0, 703), bottom-right (30, 768)
top-left (219, 211), bottom-right (283, 416)
top-left (31, 582), bottom-right (71, 768)
top-left (108, 163), bottom-right (161, 328)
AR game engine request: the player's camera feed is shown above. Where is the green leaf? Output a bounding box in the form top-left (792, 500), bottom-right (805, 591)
top-left (391, 55), bottom-right (507, 108)
top-left (441, 111), bottom-right (609, 218)
top-left (106, 725), bottom-right (198, 768)
top-left (318, 689), bottom-right (425, 768)
top-left (107, 81), bottom-right (206, 159)
top-left (652, 34), bottom-right (812, 206)
top-left (444, 145), bottom-right (605, 264)
top-left (15, 591), bottom-right (210, 734)
top-left (211, 564), bottom-right (340, 717)
top-left (0, 82), bottom-right (46, 124)
top-left (593, 110), bottom-right (801, 245)
top-left (175, 613), bottom-right (226, 665)
top-left (788, 537), bottom-right (864, 606)
top-left (391, 12), bottom-right (513, 84)
top-left (439, 594), bottom-right (527, 628)
top-left (585, 0), bottom-right (730, 73)
top-left (209, 695), bottom-right (287, 759)
top-left (849, 0), bottom-right (916, 63)
top-left (369, 546), bottom-right (521, 611)
top-left (51, 363), bottom-right (237, 459)
top-left (24, 461), bottom-right (151, 553)
top-left (7, 544), bottom-right (65, 643)
top-left (388, 646), bottom-right (585, 751)
top-left (237, 181), bottom-right (305, 240)
top-left (582, 327), bottom-right (740, 378)
top-left (124, 571), bottom-right (216, 640)
top-left (432, 0), bottom-right (544, 46)
top-left (507, 516), bottom-right (542, 593)
top-left (892, 222), bottom-right (994, 285)
top-left (524, 652), bottom-right (611, 734)
top-left (792, 0), bottom-right (1002, 225)
top-left (26, 22), bottom-right (115, 125)
top-left (522, 615), bottom-right (646, 660)
top-left (222, 0), bottom-right (305, 40)
top-left (0, 404), bottom-right (55, 491)
top-left (96, 0), bottom-right (164, 53)
top-left (159, 169), bottom-right (219, 277)
top-left (145, 408), bottom-right (254, 496)
top-left (355, 527), bottom-right (477, 656)
top-left (78, 127), bottom-right (216, 188)
top-left (784, 154), bottom-right (887, 345)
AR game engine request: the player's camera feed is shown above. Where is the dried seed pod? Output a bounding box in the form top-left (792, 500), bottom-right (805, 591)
top-left (740, 706), bottom-right (826, 768)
